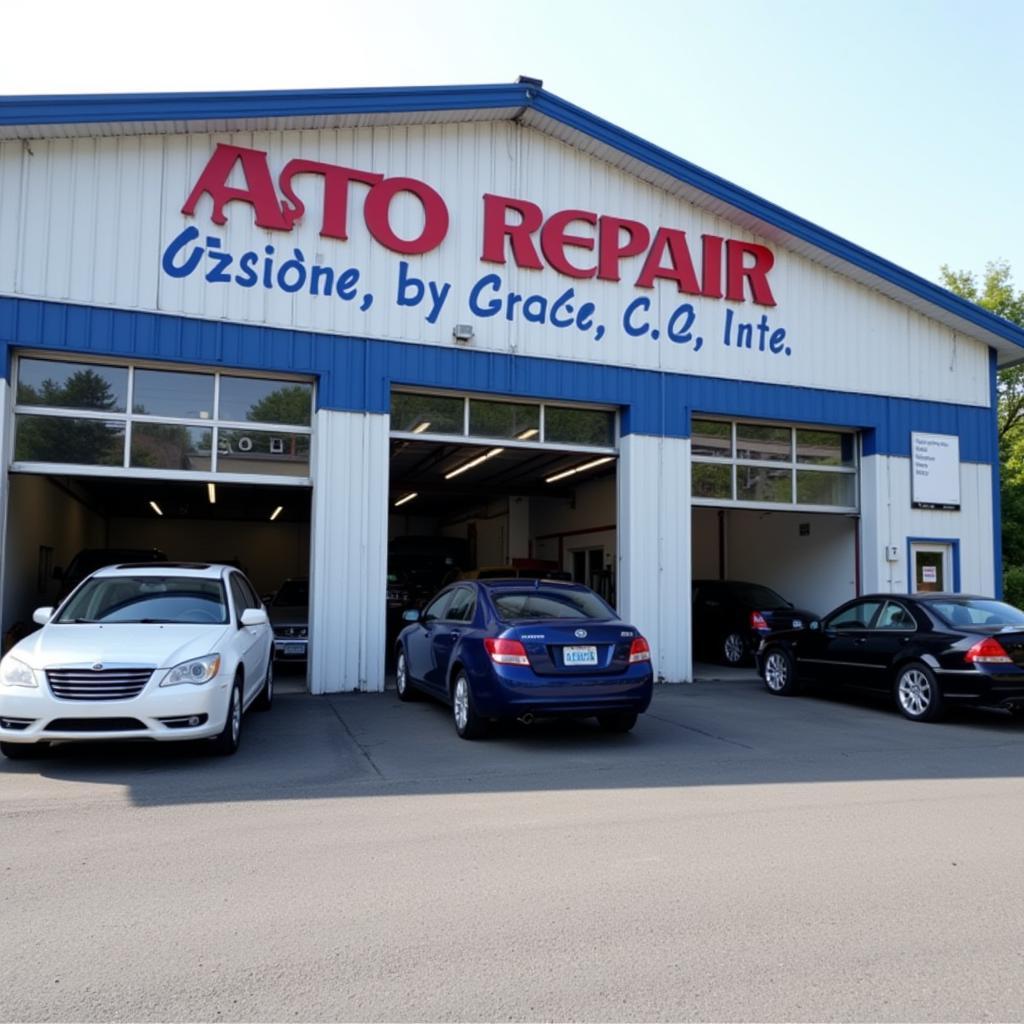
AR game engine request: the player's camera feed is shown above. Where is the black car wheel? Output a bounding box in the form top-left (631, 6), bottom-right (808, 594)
top-left (254, 658), bottom-right (273, 711)
top-left (762, 648), bottom-right (798, 696)
top-left (452, 673), bottom-right (487, 740)
top-left (722, 631), bottom-right (748, 666)
top-left (894, 662), bottom-right (944, 722)
top-left (597, 711), bottom-right (638, 733)
top-left (395, 650), bottom-right (420, 702)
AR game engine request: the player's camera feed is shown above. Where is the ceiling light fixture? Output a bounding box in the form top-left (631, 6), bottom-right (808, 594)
top-left (394, 492), bottom-right (418, 507)
top-left (444, 447), bottom-right (504, 480)
top-left (411, 420), bottom-right (432, 434)
top-left (149, 501), bottom-right (164, 516)
top-left (270, 506), bottom-right (283, 521)
top-left (545, 456), bottom-right (615, 484)
top-left (207, 483), bottom-right (216, 504)
top-left (516, 428), bottom-right (539, 440)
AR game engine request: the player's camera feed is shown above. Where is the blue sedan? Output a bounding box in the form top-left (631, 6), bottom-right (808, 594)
top-left (395, 579), bottom-right (654, 739)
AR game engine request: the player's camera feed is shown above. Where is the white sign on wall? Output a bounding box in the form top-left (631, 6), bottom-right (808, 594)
top-left (911, 432), bottom-right (961, 510)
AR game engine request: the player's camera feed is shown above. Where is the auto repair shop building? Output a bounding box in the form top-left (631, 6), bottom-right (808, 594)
top-left (0, 80), bottom-right (1021, 692)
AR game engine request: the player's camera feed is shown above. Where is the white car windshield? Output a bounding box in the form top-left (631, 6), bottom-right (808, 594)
top-left (56, 576), bottom-right (229, 625)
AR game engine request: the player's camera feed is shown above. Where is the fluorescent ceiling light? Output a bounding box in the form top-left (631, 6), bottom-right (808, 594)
top-left (545, 456), bottom-right (615, 484)
top-left (207, 483), bottom-right (216, 504)
top-left (394, 492), bottom-right (418, 507)
top-left (444, 447), bottom-right (504, 480)
top-left (411, 421), bottom-right (431, 434)
top-left (516, 428), bottom-right (539, 440)
top-left (149, 501), bottom-right (163, 516)
top-left (270, 506), bottom-right (284, 521)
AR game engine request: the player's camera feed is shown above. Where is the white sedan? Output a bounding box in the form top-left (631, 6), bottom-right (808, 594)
top-left (0, 562), bottom-right (274, 758)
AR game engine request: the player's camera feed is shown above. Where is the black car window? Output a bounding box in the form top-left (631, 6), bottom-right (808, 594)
top-left (422, 591), bottom-right (454, 623)
top-left (928, 598), bottom-right (1024, 628)
top-left (827, 600), bottom-right (883, 630)
top-left (446, 587), bottom-right (476, 623)
top-left (876, 601), bottom-right (916, 631)
top-left (274, 580), bottom-right (309, 607)
top-left (725, 583), bottom-right (790, 609)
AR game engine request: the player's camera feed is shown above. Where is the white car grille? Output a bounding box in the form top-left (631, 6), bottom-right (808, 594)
top-left (46, 668), bottom-right (153, 701)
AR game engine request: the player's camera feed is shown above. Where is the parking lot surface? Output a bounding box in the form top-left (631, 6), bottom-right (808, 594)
top-left (5, 676), bottom-right (1024, 1022)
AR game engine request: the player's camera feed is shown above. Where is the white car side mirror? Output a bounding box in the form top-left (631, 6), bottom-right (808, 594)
top-left (32, 607), bottom-right (54, 625)
top-left (240, 608), bottom-right (268, 627)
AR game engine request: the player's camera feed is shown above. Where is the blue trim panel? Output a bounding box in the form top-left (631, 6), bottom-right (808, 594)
top-left (990, 349), bottom-right (1004, 597)
top-left (907, 537), bottom-right (962, 594)
top-left (2, 81), bottom-right (1022, 353)
top-left (0, 296), bottom-right (998, 465)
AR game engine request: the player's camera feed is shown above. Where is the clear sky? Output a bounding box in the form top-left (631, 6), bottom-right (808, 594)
top-left (4, 0), bottom-right (1021, 290)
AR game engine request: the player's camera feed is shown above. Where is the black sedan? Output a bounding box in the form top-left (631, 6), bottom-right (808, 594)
top-left (755, 592), bottom-right (1024, 722)
top-left (692, 579), bottom-right (817, 666)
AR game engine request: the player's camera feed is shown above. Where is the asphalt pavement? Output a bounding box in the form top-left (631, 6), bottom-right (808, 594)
top-left (4, 672), bottom-right (1024, 1022)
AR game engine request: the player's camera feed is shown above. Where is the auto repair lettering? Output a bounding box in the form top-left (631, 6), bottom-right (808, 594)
top-left (162, 143), bottom-right (792, 355)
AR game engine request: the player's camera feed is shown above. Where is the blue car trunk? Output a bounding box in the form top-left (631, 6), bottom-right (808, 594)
top-left (509, 623), bottom-right (634, 676)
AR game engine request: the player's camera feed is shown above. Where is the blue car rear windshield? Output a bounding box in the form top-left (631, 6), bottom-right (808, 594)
top-left (56, 576), bottom-right (229, 625)
top-left (492, 588), bottom-right (613, 622)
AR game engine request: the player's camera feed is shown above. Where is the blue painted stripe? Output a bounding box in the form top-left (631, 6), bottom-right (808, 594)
top-left (990, 349), bottom-right (1004, 597)
top-left (2, 81), bottom-right (1022, 353)
top-left (0, 296), bottom-right (998, 465)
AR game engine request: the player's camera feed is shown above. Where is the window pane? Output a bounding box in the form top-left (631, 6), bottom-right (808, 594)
top-left (133, 369), bottom-right (214, 419)
top-left (17, 358), bottom-right (128, 413)
top-left (796, 470), bottom-right (856, 507)
top-left (796, 429), bottom-right (855, 467)
top-left (468, 400), bottom-right (540, 441)
top-left (14, 414), bottom-right (124, 466)
top-left (736, 423), bottom-right (791, 462)
top-left (828, 600), bottom-right (883, 630)
top-left (219, 377), bottom-right (312, 426)
top-left (544, 407), bottom-right (614, 446)
top-left (218, 428), bottom-right (310, 477)
top-left (391, 393), bottom-right (464, 435)
top-left (692, 463), bottom-right (732, 499)
top-left (736, 465), bottom-right (792, 503)
top-left (691, 419), bottom-right (731, 457)
top-left (130, 424), bottom-right (213, 471)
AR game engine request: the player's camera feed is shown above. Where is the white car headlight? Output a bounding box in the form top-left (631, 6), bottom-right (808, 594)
top-left (160, 655), bottom-right (221, 687)
top-left (1, 656), bottom-right (37, 688)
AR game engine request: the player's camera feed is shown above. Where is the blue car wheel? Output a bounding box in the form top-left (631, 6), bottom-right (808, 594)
top-left (395, 649), bottom-right (420, 702)
top-left (452, 672), bottom-right (488, 740)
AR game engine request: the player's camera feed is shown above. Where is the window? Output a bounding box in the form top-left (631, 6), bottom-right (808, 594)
top-left (876, 601), bottom-right (916, 631)
top-left (391, 390), bottom-right (615, 451)
top-left (827, 600), bottom-right (883, 630)
top-left (11, 357), bottom-right (313, 482)
top-left (422, 591), bottom-right (453, 623)
top-left (492, 588), bottom-right (614, 622)
top-left (229, 574), bottom-right (258, 618)
top-left (446, 587), bottom-right (476, 623)
top-left (57, 576), bottom-right (228, 625)
top-left (690, 415), bottom-right (857, 511)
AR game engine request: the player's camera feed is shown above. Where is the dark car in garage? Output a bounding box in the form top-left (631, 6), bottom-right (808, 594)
top-left (692, 579), bottom-right (817, 666)
top-left (755, 592), bottom-right (1024, 722)
top-left (395, 579), bottom-right (653, 739)
top-left (267, 578), bottom-right (309, 661)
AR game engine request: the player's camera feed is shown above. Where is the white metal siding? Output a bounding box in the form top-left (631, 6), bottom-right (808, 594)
top-left (0, 123), bottom-right (992, 407)
top-left (309, 409), bottom-right (389, 693)
top-left (859, 455), bottom-right (994, 595)
top-left (618, 433), bottom-right (692, 683)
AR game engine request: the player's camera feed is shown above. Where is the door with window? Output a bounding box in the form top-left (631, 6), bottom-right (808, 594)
top-left (910, 542), bottom-right (953, 594)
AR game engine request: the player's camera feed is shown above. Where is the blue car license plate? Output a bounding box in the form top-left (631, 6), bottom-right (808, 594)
top-left (563, 645), bottom-right (598, 666)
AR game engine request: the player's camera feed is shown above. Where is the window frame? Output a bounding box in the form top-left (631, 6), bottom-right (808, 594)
top-left (9, 352), bottom-right (315, 486)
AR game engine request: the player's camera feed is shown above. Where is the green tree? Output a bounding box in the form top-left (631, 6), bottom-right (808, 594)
top-left (940, 260), bottom-right (1024, 602)
top-left (246, 385), bottom-right (312, 426)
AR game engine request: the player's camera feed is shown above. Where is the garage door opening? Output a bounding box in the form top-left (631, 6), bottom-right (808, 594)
top-left (689, 416), bottom-right (860, 676)
top-left (2, 473), bottom-right (312, 687)
top-left (387, 390), bottom-right (619, 664)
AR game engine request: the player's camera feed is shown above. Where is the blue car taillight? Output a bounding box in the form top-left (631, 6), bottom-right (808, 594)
top-left (484, 638), bottom-right (530, 666)
top-left (628, 637), bottom-right (651, 664)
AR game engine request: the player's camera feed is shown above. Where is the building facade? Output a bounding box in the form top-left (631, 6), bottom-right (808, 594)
top-left (0, 81), bottom-right (1020, 692)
